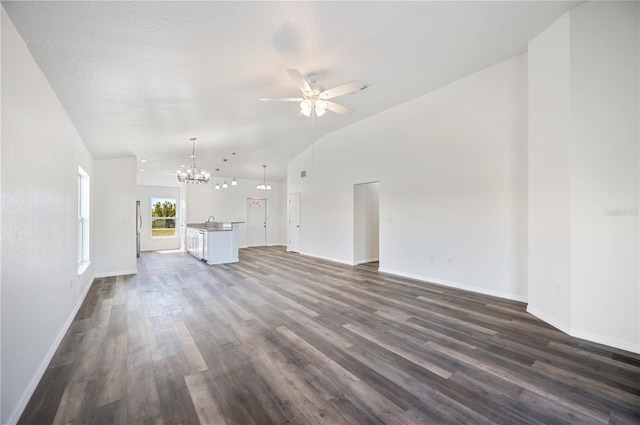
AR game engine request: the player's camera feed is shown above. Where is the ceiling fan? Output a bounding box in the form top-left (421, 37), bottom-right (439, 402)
top-left (260, 69), bottom-right (365, 119)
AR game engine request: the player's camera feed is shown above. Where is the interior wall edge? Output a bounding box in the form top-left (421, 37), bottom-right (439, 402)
top-left (527, 306), bottom-right (640, 355)
top-left (378, 267), bottom-right (528, 304)
top-left (5, 278), bottom-right (95, 425)
top-left (354, 257), bottom-right (380, 265)
top-left (94, 269), bottom-right (138, 279)
top-left (298, 251), bottom-right (354, 267)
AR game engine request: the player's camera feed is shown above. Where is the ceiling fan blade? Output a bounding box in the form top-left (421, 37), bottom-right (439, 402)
top-left (287, 69), bottom-right (312, 94)
top-left (319, 81), bottom-right (364, 100)
top-left (259, 97), bottom-right (304, 102)
top-left (325, 101), bottom-right (353, 115)
top-left (296, 111), bottom-right (308, 120)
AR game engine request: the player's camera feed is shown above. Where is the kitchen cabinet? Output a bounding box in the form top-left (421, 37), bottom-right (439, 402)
top-left (185, 222), bottom-right (242, 265)
top-left (186, 228), bottom-right (205, 260)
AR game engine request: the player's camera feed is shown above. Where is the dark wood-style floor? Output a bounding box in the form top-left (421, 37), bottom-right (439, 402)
top-left (19, 246), bottom-right (640, 425)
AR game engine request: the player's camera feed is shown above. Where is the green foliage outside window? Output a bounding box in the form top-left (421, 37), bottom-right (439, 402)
top-left (152, 200), bottom-right (176, 218)
top-left (151, 198), bottom-right (177, 237)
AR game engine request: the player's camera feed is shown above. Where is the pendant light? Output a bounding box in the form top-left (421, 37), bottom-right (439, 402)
top-left (256, 165), bottom-right (271, 190)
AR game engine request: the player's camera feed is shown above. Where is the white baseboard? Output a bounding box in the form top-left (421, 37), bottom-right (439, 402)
top-left (570, 329), bottom-right (640, 355)
top-left (378, 267), bottom-right (528, 303)
top-left (7, 278), bottom-right (94, 425)
top-left (299, 251), bottom-right (354, 266)
top-left (355, 257), bottom-right (379, 265)
top-left (525, 306), bottom-right (572, 335)
top-left (94, 269), bottom-right (138, 278)
top-left (240, 244), bottom-right (286, 249)
top-left (527, 306), bottom-right (640, 355)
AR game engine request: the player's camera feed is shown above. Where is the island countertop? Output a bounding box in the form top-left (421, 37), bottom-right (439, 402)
top-left (186, 222), bottom-right (244, 231)
top-left (185, 222), bottom-right (243, 265)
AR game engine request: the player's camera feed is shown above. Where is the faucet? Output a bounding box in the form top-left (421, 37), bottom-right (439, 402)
top-left (207, 216), bottom-right (215, 223)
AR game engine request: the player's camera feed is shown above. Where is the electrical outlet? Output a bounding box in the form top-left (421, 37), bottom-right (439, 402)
top-left (446, 258), bottom-right (453, 265)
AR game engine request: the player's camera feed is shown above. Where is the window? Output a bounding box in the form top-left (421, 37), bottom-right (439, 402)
top-left (151, 197), bottom-right (177, 238)
top-left (78, 166), bottom-right (90, 273)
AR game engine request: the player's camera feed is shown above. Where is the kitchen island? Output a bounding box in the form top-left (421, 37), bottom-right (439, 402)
top-left (185, 222), bottom-right (243, 265)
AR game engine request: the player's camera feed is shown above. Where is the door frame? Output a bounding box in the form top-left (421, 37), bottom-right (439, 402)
top-left (246, 197), bottom-right (267, 247)
top-left (288, 192), bottom-right (301, 253)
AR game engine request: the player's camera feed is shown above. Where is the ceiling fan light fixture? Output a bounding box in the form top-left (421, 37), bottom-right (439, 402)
top-left (315, 99), bottom-right (327, 117)
top-left (261, 69), bottom-right (364, 119)
top-left (300, 99), bottom-right (313, 117)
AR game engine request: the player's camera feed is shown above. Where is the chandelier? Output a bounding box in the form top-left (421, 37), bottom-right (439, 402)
top-left (177, 137), bottom-right (210, 184)
top-left (256, 165), bottom-right (271, 190)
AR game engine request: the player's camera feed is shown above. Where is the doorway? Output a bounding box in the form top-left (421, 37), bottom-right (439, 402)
top-left (353, 182), bottom-right (379, 265)
top-left (247, 198), bottom-right (267, 247)
top-left (288, 193), bottom-right (301, 253)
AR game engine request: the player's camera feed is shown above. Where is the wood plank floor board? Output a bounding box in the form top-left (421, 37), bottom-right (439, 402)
top-left (153, 355), bottom-right (202, 425)
top-left (46, 327), bottom-right (84, 369)
top-left (250, 351), bottom-right (345, 425)
top-left (18, 246), bottom-right (640, 424)
top-left (344, 343), bottom-right (499, 425)
top-left (542, 345), bottom-right (640, 396)
top-left (125, 366), bottom-right (163, 425)
top-left (426, 340), bottom-right (615, 423)
top-left (17, 363), bottom-right (74, 425)
top-left (237, 368), bottom-right (301, 425)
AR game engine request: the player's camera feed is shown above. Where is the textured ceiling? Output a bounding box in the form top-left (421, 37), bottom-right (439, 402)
top-left (3, 1), bottom-right (580, 184)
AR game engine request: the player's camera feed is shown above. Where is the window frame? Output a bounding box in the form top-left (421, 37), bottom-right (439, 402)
top-left (150, 197), bottom-right (177, 239)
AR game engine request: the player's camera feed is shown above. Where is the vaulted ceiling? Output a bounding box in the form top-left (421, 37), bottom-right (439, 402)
top-left (3, 1), bottom-right (580, 184)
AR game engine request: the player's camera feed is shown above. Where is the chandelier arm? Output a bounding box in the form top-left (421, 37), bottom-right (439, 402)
top-left (177, 137), bottom-right (210, 184)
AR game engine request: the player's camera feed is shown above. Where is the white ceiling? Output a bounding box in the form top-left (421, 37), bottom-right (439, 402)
top-left (3, 1), bottom-right (580, 184)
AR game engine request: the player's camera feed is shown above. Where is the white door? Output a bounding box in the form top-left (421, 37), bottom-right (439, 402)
top-left (247, 198), bottom-right (267, 247)
top-left (289, 193), bottom-right (301, 253)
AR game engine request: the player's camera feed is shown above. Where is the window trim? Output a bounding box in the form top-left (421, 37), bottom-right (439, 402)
top-left (150, 197), bottom-right (177, 239)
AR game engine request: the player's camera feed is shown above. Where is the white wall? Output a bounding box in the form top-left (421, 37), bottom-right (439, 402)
top-left (186, 177), bottom-right (285, 247)
top-left (289, 54), bottom-right (528, 300)
top-left (528, 1), bottom-right (639, 353)
top-left (280, 178), bottom-right (288, 246)
top-left (0, 10), bottom-right (3, 418)
top-left (570, 1), bottom-right (639, 352)
top-left (137, 185), bottom-right (182, 251)
top-left (354, 182), bottom-right (380, 264)
top-left (93, 158), bottom-right (137, 277)
top-left (1, 8), bottom-right (95, 423)
top-left (527, 13), bottom-right (573, 328)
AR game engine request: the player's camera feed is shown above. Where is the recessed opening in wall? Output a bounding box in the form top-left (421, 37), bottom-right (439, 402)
top-left (354, 181), bottom-right (380, 266)
top-left (151, 197), bottom-right (177, 238)
top-left (78, 166), bottom-right (90, 273)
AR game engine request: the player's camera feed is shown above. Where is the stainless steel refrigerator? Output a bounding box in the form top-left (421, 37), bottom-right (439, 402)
top-left (136, 200), bottom-right (141, 257)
